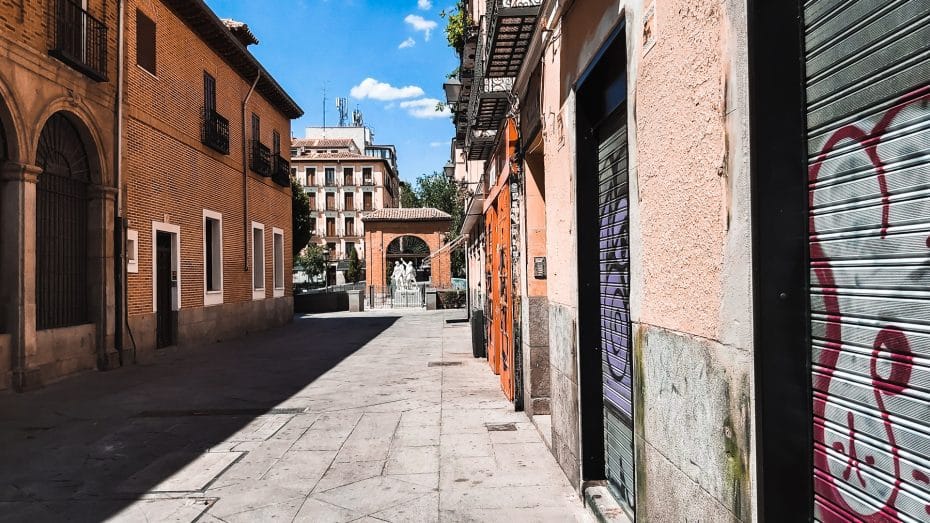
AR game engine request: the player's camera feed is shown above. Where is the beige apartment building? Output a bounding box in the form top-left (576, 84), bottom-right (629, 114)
top-left (291, 127), bottom-right (399, 284)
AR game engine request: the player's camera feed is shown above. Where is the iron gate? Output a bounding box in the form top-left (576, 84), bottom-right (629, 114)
top-left (596, 106), bottom-right (634, 509)
top-left (367, 284), bottom-right (425, 309)
top-left (804, 2), bottom-right (930, 520)
top-left (35, 112), bottom-right (90, 330)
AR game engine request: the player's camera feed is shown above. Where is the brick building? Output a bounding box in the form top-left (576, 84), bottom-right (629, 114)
top-left (0, 0), bottom-right (301, 391)
top-left (123, 1), bottom-right (302, 358)
top-left (290, 127), bottom-right (399, 284)
top-left (0, 0), bottom-right (119, 391)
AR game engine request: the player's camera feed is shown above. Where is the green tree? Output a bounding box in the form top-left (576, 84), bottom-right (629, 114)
top-left (346, 246), bottom-right (362, 284)
top-left (400, 180), bottom-right (421, 208)
top-left (413, 172), bottom-right (467, 277)
top-left (296, 243), bottom-right (326, 282)
top-left (291, 176), bottom-right (314, 256)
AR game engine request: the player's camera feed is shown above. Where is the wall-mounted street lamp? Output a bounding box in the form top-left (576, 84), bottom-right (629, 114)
top-left (443, 78), bottom-right (463, 110)
top-left (443, 160), bottom-right (455, 178)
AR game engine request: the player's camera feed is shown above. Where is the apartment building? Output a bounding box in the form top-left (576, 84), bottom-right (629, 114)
top-left (291, 127), bottom-right (399, 284)
top-left (0, 0), bottom-right (119, 391)
top-left (123, 1), bottom-right (302, 358)
top-left (446, 0), bottom-right (930, 521)
top-left (0, 0), bottom-right (301, 390)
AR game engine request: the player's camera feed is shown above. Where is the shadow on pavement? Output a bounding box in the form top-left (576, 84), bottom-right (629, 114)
top-left (0, 314), bottom-right (399, 522)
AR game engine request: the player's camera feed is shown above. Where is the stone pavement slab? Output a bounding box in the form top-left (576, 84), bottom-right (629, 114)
top-left (0, 310), bottom-right (591, 522)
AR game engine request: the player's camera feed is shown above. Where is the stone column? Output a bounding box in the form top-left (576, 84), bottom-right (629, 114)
top-left (88, 184), bottom-right (118, 370)
top-left (0, 161), bottom-right (41, 391)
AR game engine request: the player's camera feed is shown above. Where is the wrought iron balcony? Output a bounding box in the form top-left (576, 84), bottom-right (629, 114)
top-left (48, 0), bottom-right (108, 81)
top-left (484, 0), bottom-right (541, 79)
top-left (201, 108), bottom-right (230, 154)
top-left (273, 155), bottom-right (290, 187)
top-left (250, 140), bottom-right (272, 176)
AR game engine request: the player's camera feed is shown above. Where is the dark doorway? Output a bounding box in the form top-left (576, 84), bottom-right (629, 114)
top-left (575, 20), bottom-right (632, 517)
top-left (155, 231), bottom-right (176, 348)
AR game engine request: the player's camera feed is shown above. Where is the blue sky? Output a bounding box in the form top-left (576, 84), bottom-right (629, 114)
top-left (204, 0), bottom-right (458, 183)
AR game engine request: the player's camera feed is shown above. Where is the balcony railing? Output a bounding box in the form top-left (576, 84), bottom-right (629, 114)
top-left (49, 0), bottom-right (108, 81)
top-left (202, 108), bottom-right (230, 154)
top-left (273, 155), bottom-right (290, 187)
top-left (250, 140), bottom-right (271, 176)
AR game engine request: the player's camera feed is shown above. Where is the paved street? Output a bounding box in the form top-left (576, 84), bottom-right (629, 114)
top-left (0, 310), bottom-right (590, 522)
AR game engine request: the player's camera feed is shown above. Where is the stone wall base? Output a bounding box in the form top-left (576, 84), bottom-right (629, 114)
top-left (128, 297), bottom-right (294, 364)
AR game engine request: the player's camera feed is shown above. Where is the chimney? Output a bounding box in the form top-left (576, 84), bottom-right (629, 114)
top-left (221, 19), bottom-right (259, 47)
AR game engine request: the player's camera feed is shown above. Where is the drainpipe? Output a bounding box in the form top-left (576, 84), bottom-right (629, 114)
top-left (242, 70), bottom-right (261, 270)
top-left (113, 0), bottom-right (125, 365)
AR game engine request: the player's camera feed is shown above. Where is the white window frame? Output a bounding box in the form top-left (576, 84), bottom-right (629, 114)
top-left (272, 227), bottom-right (285, 297)
top-left (203, 209), bottom-right (224, 306)
top-left (151, 221), bottom-right (181, 313)
top-left (252, 221), bottom-right (265, 300)
top-left (324, 166), bottom-right (336, 186)
top-left (362, 165), bottom-right (374, 185)
top-left (126, 229), bottom-right (139, 273)
top-left (305, 166), bottom-right (316, 186)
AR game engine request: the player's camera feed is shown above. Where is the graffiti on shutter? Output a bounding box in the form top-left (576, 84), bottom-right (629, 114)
top-left (597, 107), bottom-right (634, 509)
top-left (805, 1), bottom-right (930, 520)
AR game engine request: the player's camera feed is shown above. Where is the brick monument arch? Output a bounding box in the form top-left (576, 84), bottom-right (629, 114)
top-left (363, 208), bottom-right (453, 288)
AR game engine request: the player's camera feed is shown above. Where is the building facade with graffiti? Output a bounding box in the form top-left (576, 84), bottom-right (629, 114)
top-left (447, 0), bottom-right (930, 520)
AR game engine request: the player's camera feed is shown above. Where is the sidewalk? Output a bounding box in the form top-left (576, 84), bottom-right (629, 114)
top-left (0, 310), bottom-right (590, 522)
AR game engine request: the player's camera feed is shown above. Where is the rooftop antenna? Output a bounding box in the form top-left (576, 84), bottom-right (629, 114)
top-left (322, 84), bottom-right (328, 137)
top-left (336, 97), bottom-right (349, 127)
top-left (352, 106), bottom-right (364, 127)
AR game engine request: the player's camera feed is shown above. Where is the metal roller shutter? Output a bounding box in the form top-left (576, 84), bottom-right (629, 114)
top-left (597, 107), bottom-right (635, 510)
top-left (805, 1), bottom-right (930, 520)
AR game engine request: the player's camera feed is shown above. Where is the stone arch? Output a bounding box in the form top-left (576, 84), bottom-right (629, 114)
top-left (31, 100), bottom-right (108, 186)
top-left (0, 74), bottom-right (25, 163)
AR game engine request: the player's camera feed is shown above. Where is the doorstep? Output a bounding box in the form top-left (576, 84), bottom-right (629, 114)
top-left (584, 483), bottom-right (633, 523)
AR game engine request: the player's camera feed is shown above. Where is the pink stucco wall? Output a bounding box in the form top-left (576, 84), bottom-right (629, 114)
top-left (635, 0), bottom-right (727, 341)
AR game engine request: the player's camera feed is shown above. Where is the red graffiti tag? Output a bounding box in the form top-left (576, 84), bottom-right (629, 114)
top-left (809, 86), bottom-right (930, 522)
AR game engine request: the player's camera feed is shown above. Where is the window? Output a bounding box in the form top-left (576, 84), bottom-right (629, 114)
top-left (290, 167), bottom-right (297, 179)
top-left (326, 242), bottom-right (337, 258)
top-left (345, 217), bottom-right (355, 237)
top-left (251, 113), bottom-right (260, 142)
top-left (326, 218), bottom-right (336, 237)
top-left (345, 192), bottom-right (354, 211)
top-left (126, 229), bottom-right (139, 274)
top-left (325, 167), bottom-right (335, 186)
top-left (273, 228), bottom-right (284, 297)
top-left (305, 167), bottom-right (315, 185)
top-left (308, 192), bottom-right (316, 210)
top-left (136, 10), bottom-right (156, 75)
top-left (326, 192), bottom-right (336, 211)
top-left (273, 130), bottom-right (280, 156)
top-left (362, 167), bottom-right (373, 185)
top-left (343, 167), bottom-right (354, 186)
top-left (204, 210), bottom-right (223, 305)
top-left (363, 192), bottom-right (373, 211)
top-left (252, 223), bottom-right (265, 299)
top-left (346, 242), bottom-right (355, 257)
top-left (204, 72), bottom-right (216, 113)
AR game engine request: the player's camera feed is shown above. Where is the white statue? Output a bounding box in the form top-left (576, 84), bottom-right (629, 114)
top-left (391, 261), bottom-right (405, 289)
top-left (404, 260), bottom-right (416, 289)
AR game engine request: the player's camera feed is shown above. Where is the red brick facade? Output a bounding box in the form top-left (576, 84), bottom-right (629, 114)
top-left (123, 0), bottom-right (300, 356)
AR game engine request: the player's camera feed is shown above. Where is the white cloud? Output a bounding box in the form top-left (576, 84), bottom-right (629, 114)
top-left (398, 37), bottom-right (416, 49)
top-left (430, 141), bottom-right (446, 147)
top-left (350, 78), bottom-right (424, 101)
top-left (404, 14), bottom-right (438, 41)
top-left (417, 0), bottom-right (432, 9)
top-left (400, 98), bottom-right (451, 119)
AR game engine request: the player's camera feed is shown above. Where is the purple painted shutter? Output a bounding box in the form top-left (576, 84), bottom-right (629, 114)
top-left (597, 108), bottom-right (635, 510)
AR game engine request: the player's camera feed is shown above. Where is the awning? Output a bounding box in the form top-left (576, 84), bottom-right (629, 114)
top-left (429, 234), bottom-right (468, 259)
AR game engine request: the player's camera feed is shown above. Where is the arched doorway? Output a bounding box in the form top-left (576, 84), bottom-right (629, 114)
top-left (35, 112), bottom-right (92, 330)
top-left (386, 235), bottom-right (431, 284)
